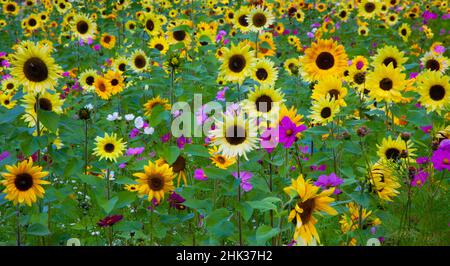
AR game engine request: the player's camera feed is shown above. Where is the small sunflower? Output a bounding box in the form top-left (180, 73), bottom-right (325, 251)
top-left (366, 63), bottom-right (406, 103)
top-left (300, 39), bottom-right (348, 81)
top-left (79, 69), bottom-right (98, 93)
top-left (208, 146), bottom-right (236, 169)
top-left (93, 133), bottom-right (126, 162)
top-left (420, 52), bottom-right (449, 74)
top-left (219, 42), bottom-right (256, 84)
top-left (358, 0), bottom-right (379, 19)
top-left (251, 58), bottom-right (278, 87)
top-left (133, 160), bottom-right (175, 203)
top-left (246, 5), bottom-right (274, 32)
top-left (371, 45), bottom-right (408, 70)
top-left (113, 56), bottom-right (129, 73)
top-left (94, 76), bottom-right (112, 100)
top-left (142, 13), bottom-right (161, 35)
top-left (0, 93), bottom-right (16, 109)
top-left (234, 6), bottom-right (251, 33)
top-left (143, 96), bottom-right (171, 117)
top-left (1, 159), bottom-right (50, 206)
top-left (309, 97), bottom-right (340, 125)
top-left (130, 49), bottom-right (148, 73)
top-left (377, 135), bottom-right (416, 162)
top-left (124, 184), bottom-right (139, 192)
top-left (244, 85), bottom-right (285, 125)
top-left (104, 70), bottom-right (124, 95)
top-left (312, 76), bottom-right (348, 107)
top-left (370, 162), bottom-right (400, 201)
top-left (148, 36), bottom-right (169, 55)
top-left (72, 13), bottom-right (97, 41)
top-left (284, 57), bottom-right (301, 76)
top-left (100, 33), bottom-right (116, 50)
top-left (3, 1), bottom-right (19, 16)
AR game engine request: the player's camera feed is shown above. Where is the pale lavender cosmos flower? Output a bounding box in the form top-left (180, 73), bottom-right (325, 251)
top-left (232, 171), bottom-right (253, 192)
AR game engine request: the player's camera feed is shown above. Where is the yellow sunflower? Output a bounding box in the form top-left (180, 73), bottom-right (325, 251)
top-left (370, 161), bottom-right (400, 201)
top-left (284, 174), bottom-right (338, 245)
top-left (133, 160), bottom-right (175, 203)
top-left (366, 63), bottom-right (406, 103)
top-left (417, 71), bottom-right (450, 114)
top-left (371, 45), bottom-right (408, 70)
top-left (339, 202), bottom-right (381, 234)
top-left (130, 49), bottom-right (148, 73)
top-left (309, 97), bottom-right (340, 125)
top-left (300, 39), bottom-right (348, 82)
top-left (148, 36), bottom-right (169, 55)
top-left (141, 13), bottom-right (161, 36)
top-left (72, 13), bottom-right (97, 41)
top-left (234, 6), bottom-right (251, 33)
top-left (94, 76), bottom-right (112, 100)
top-left (246, 5), bottom-right (274, 32)
top-left (358, 0), bottom-right (379, 19)
top-left (21, 91), bottom-right (64, 129)
top-left (104, 70), bottom-right (124, 95)
top-left (209, 112), bottom-right (259, 160)
top-left (244, 85), bottom-right (284, 126)
top-left (1, 159), bottom-right (49, 206)
top-left (0, 93), bottom-right (16, 109)
top-left (1, 77), bottom-right (18, 93)
top-left (143, 96), bottom-right (171, 117)
top-left (79, 69), bottom-right (97, 93)
top-left (252, 58), bottom-right (278, 87)
top-left (93, 133), bottom-right (126, 162)
top-left (113, 56), bottom-right (129, 73)
top-left (284, 57), bottom-right (301, 76)
top-left (377, 135), bottom-right (416, 162)
top-left (10, 41), bottom-right (61, 94)
top-left (100, 33), bottom-right (116, 50)
top-left (219, 42), bottom-right (256, 84)
top-left (124, 184), bottom-right (139, 192)
top-left (3, 1), bottom-right (19, 16)
top-left (208, 146), bottom-right (236, 169)
top-left (420, 52), bottom-right (449, 74)
top-left (312, 76), bottom-right (348, 107)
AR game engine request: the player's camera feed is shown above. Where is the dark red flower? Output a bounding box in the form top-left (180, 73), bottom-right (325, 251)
top-left (97, 214), bottom-right (123, 227)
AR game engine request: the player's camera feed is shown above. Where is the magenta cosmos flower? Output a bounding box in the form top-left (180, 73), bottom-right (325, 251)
top-left (314, 173), bottom-right (344, 194)
top-left (97, 215), bottom-right (123, 227)
top-left (278, 116), bottom-right (307, 148)
top-left (232, 171), bottom-right (253, 192)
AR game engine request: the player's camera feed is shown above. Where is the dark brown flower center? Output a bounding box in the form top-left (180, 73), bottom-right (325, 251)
top-left (6, 83), bottom-right (14, 90)
top-left (255, 94), bottom-right (273, 112)
top-left (252, 13), bottom-right (267, 27)
top-left (172, 156), bottom-right (186, 173)
top-left (339, 10), bottom-right (347, 18)
top-left (288, 63), bottom-right (299, 75)
top-left (364, 3), bottom-right (376, 13)
top-left (24, 57), bottom-right (49, 83)
top-left (6, 4), bottom-right (15, 12)
top-left (328, 89), bottom-right (340, 100)
top-left (118, 63), bottom-right (126, 72)
top-left (155, 44), bottom-right (164, 51)
top-left (255, 68), bottom-right (268, 80)
top-left (98, 82), bottom-right (106, 92)
top-left (354, 72), bottom-right (366, 85)
top-left (429, 84), bottom-right (445, 101)
top-left (226, 124), bottom-right (247, 145)
top-left (134, 55), bottom-right (146, 69)
top-left (86, 76), bottom-right (95, 85)
top-left (320, 107), bottom-right (332, 118)
top-left (35, 98), bottom-right (52, 111)
top-left (104, 143), bottom-right (115, 153)
top-left (28, 18), bottom-right (37, 27)
top-left (173, 30), bottom-right (186, 41)
top-left (111, 79), bottom-right (119, 86)
top-left (217, 156), bottom-right (226, 164)
top-left (297, 199), bottom-right (315, 224)
top-left (425, 59), bottom-right (440, 71)
top-left (146, 19), bottom-right (154, 31)
top-left (382, 57), bottom-right (397, 68)
top-left (148, 175), bottom-right (164, 191)
top-left (379, 78), bottom-right (393, 91)
top-left (228, 54), bottom-right (246, 73)
top-left (316, 52), bottom-right (335, 70)
top-left (15, 173), bottom-right (34, 191)
top-left (104, 36), bottom-right (111, 43)
top-left (385, 148), bottom-right (400, 160)
top-left (238, 15), bottom-right (249, 27)
top-left (401, 29), bottom-right (407, 36)
top-left (76, 21), bottom-right (89, 34)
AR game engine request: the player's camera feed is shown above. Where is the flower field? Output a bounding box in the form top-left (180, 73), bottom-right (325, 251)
top-left (0, 0), bottom-right (449, 247)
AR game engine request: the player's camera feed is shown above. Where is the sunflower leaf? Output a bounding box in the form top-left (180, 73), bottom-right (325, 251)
top-left (37, 110), bottom-right (60, 132)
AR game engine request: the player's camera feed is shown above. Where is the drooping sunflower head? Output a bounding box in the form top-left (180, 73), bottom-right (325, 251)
top-left (300, 39), bottom-right (349, 82)
top-left (72, 13), bottom-right (97, 41)
top-left (219, 42), bottom-right (256, 84)
top-left (246, 5), bottom-right (274, 32)
top-left (130, 49), bottom-right (148, 73)
top-left (312, 76), bottom-right (348, 107)
top-left (10, 41), bottom-right (61, 94)
top-left (309, 97), bottom-right (340, 125)
top-left (370, 161), bottom-right (401, 201)
top-left (417, 70), bottom-right (450, 114)
top-left (210, 112), bottom-right (259, 160)
top-left (133, 160), bottom-right (175, 203)
top-left (93, 133), bottom-right (127, 162)
top-left (143, 96), bottom-right (171, 117)
top-left (1, 159), bottom-right (50, 206)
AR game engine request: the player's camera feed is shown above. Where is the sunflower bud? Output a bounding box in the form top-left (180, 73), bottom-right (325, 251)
top-left (400, 132), bottom-right (411, 141)
top-left (356, 126), bottom-right (369, 137)
top-left (78, 107), bottom-right (91, 120)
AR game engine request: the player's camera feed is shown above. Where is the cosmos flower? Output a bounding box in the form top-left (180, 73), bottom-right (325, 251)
top-left (97, 215), bottom-right (123, 227)
top-left (278, 116), bottom-right (307, 148)
top-left (314, 173), bottom-right (344, 194)
top-left (194, 168), bottom-right (208, 181)
top-left (232, 171), bottom-right (253, 192)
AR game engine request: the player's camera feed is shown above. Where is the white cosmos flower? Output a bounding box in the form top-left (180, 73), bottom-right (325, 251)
top-left (144, 127), bottom-right (154, 135)
top-left (125, 114), bottom-right (135, 121)
top-left (134, 116), bottom-right (144, 128)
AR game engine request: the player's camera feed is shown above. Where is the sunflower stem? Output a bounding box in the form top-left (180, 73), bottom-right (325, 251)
top-left (237, 155), bottom-right (243, 246)
top-left (106, 168), bottom-right (111, 200)
top-left (255, 31), bottom-right (259, 58)
top-left (268, 152), bottom-right (275, 246)
top-left (16, 205), bottom-right (21, 246)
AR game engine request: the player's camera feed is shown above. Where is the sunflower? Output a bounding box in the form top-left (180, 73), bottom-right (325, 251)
top-left (125, 20), bottom-right (137, 32)
top-left (246, 5), bottom-right (274, 32)
top-left (251, 58), bottom-right (278, 87)
top-left (93, 133), bottom-right (126, 162)
top-left (358, 25), bottom-right (369, 36)
top-left (284, 57), bottom-right (301, 76)
top-left (1, 77), bottom-right (18, 93)
top-left (124, 184), bottom-right (139, 192)
top-left (0, 93), bottom-right (16, 109)
top-left (420, 52), bottom-right (449, 74)
top-left (300, 39), bottom-right (348, 82)
top-left (339, 202), bottom-right (381, 234)
top-left (1, 159), bottom-right (49, 206)
top-left (398, 23), bottom-right (411, 41)
top-left (72, 13), bottom-right (97, 41)
top-left (244, 85), bottom-right (284, 126)
top-left (168, 22), bottom-right (191, 47)
top-left (130, 49), bottom-right (148, 73)
top-left (336, 8), bottom-right (350, 21)
top-left (143, 95), bottom-right (171, 117)
top-left (377, 135), bottom-right (416, 162)
top-left (347, 67), bottom-right (367, 93)
top-left (278, 104), bottom-right (304, 127)
top-left (21, 91), bottom-right (64, 129)
top-left (104, 70), bottom-right (124, 95)
top-left (142, 13), bottom-right (161, 35)
top-left (283, 174), bottom-right (338, 245)
top-left (312, 76), bottom-right (348, 107)
top-left (10, 41), bottom-right (61, 94)
top-left (417, 71), bottom-right (450, 114)
top-left (358, 0), bottom-right (379, 19)
top-left (100, 33), bottom-right (116, 50)
top-left (219, 42), bottom-right (256, 84)
top-left (234, 6), bottom-right (251, 33)
top-left (309, 97), bottom-right (340, 125)
top-left (209, 112), bottom-right (259, 160)
top-left (208, 145), bottom-right (236, 169)
top-left (113, 56), bottom-right (128, 73)
top-left (94, 76), bottom-right (112, 100)
top-left (23, 14), bottom-right (41, 31)
top-left (133, 160), bottom-right (175, 203)
top-left (366, 63), bottom-right (406, 103)
top-left (385, 13), bottom-right (398, 26)
top-left (3, 1), bottom-right (19, 16)
top-left (79, 69), bottom-right (97, 93)
top-left (156, 156), bottom-right (187, 187)
top-left (148, 36), bottom-right (169, 55)
top-left (370, 162), bottom-right (400, 201)
top-left (371, 45), bottom-right (408, 70)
